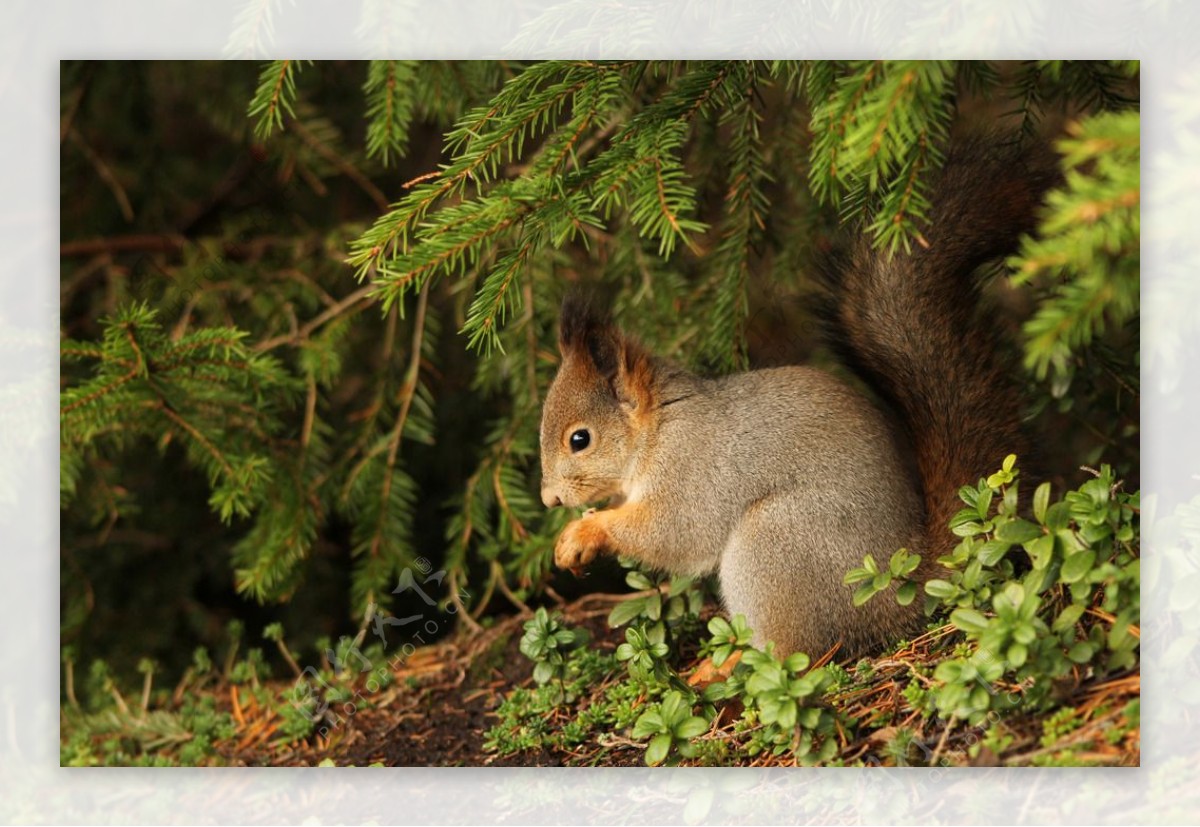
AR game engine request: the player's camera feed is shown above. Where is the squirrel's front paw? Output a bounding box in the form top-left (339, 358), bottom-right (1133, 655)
top-left (554, 516), bottom-right (608, 574)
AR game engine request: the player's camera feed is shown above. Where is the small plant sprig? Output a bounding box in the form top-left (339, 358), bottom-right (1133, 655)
top-left (607, 562), bottom-right (705, 637)
top-left (704, 644), bottom-right (839, 764)
top-left (518, 607), bottom-right (591, 699)
top-left (843, 548), bottom-right (922, 608)
top-left (631, 689), bottom-right (710, 766)
top-left (606, 562), bottom-right (706, 690)
top-left (700, 614), bottom-right (754, 667)
top-left (615, 624), bottom-right (672, 686)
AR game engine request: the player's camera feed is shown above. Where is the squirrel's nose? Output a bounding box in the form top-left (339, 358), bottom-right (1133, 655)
top-left (541, 488), bottom-right (562, 508)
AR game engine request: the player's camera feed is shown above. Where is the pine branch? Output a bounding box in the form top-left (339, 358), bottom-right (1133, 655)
top-left (248, 60), bottom-right (303, 139)
top-left (807, 60), bottom-right (953, 250)
top-left (701, 62), bottom-right (769, 371)
top-left (1010, 111), bottom-right (1140, 385)
top-left (364, 60), bottom-right (418, 166)
top-left (348, 63), bottom-right (613, 277)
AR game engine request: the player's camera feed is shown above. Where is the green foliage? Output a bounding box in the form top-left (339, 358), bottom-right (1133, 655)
top-left (248, 60), bottom-right (305, 139)
top-left (363, 60), bottom-right (418, 165)
top-left (61, 302), bottom-right (297, 523)
top-left (607, 563), bottom-right (705, 642)
top-left (482, 647), bottom-right (621, 757)
top-left (614, 624), bottom-right (672, 686)
top-left (703, 645), bottom-right (839, 764)
top-left (606, 563), bottom-right (706, 689)
top-left (807, 60), bottom-right (955, 253)
top-left (1012, 110), bottom-right (1140, 387)
top-left (843, 547), bottom-right (921, 607)
top-left (701, 614), bottom-right (754, 667)
top-left (518, 607), bottom-right (590, 693)
top-left (632, 690), bottom-right (709, 766)
top-left (61, 660), bottom-right (238, 766)
top-left (887, 458), bottom-right (1138, 726)
top-left (504, 598), bottom-right (844, 766)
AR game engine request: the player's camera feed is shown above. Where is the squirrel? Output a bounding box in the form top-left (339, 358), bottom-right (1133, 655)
top-left (538, 136), bottom-right (1059, 658)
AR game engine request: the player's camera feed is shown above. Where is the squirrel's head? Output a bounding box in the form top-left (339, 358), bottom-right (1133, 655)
top-left (539, 297), bottom-right (656, 510)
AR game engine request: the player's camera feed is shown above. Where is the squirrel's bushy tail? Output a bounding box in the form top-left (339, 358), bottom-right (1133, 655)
top-left (820, 136), bottom-right (1059, 567)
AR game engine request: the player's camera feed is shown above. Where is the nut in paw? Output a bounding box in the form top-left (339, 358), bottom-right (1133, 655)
top-left (554, 517), bottom-right (608, 574)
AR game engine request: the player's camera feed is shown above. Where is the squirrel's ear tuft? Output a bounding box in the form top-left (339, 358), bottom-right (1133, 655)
top-left (617, 339), bottom-right (656, 413)
top-left (559, 295), bottom-right (619, 376)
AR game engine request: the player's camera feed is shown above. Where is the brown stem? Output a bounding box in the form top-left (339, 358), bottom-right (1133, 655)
top-left (254, 284), bottom-right (375, 352)
top-left (67, 128), bottom-right (134, 222)
top-left (364, 284), bottom-right (430, 587)
top-left (449, 569), bottom-right (484, 633)
top-left (288, 116), bottom-right (390, 212)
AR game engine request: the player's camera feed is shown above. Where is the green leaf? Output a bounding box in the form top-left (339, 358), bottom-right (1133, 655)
top-left (757, 695), bottom-right (782, 723)
top-left (789, 674), bottom-right (822, 699)
top-left (996, 518), bottom-right (1043, 544)
top-left (532, 661), bottom-right (554, 685)
top-left (896, 580), bottom-right (918, 606)
top-left (852, 582), bottom-right (878, 607)
top-left (776, 699), bottom-right (798, 730)
top-left (977, 540), bottom-right (1011, 566)
top-left (798, 707), bottom-right (823, 729)
top-left (843, 567), bottom-right (873, 585)
top-left (976, 487), bottom-right (995, 520)
top-left (1045, 501), bottom-right (1072, 532)
top-left (1025, 534), bottom-right (1056, 570)
top-left (959, 485), bottom-right (981, 508)
top-left (950, 608), bottom-right (990, 634)
top-left (952, 520), bottom-right (987, 538)
top-left (703, 680), bottom-right (735, 702)
top-left (608, 598), bottom-right (648, 628)
top-left (1012, 622), bottom-right (1037, 645)
top-left (1033, 482), bottom-right (1051, 524)
top-left (1067, 641), bottom-right (1096, 664)
top-left (784, 652), bottom-right (811, 673)
top-left (626, 570), bottom-right (654, 590)
top-left (925, 579), bottom-right (958, 599)
top-left (645, 733), bottom-right (672, 766)
top-left (1053, 604), bottom-right (1087, 633)
top-left (934, 660), bottom-right (963, 682)
top-left (746, 667), bottom-right (785, 696)
top-left (1060, 548), bottom-right (1097, 584)
top-left (645, 593), bottom-right (663, 621)
top-left (675, 716), bottom-right (709, 740)
top-left (633, 710), bottom-right (664, 739)
top-left (707, 616), bottom-right (733, 638)
top-left (668, 576), bottom-right (695, 597)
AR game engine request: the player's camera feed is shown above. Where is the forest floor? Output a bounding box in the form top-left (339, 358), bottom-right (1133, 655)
top-left (171, 591), bottom-right (1140, 769)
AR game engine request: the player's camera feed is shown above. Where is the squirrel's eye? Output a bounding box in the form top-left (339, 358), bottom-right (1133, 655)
top-left (569, 429), bottom-right (591, 453)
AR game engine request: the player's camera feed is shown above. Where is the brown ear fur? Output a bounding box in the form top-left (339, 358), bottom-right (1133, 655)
top-left (616, 341), bottom-right (656, 414)
top-left (558, 296), bottom-right (657, 413)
